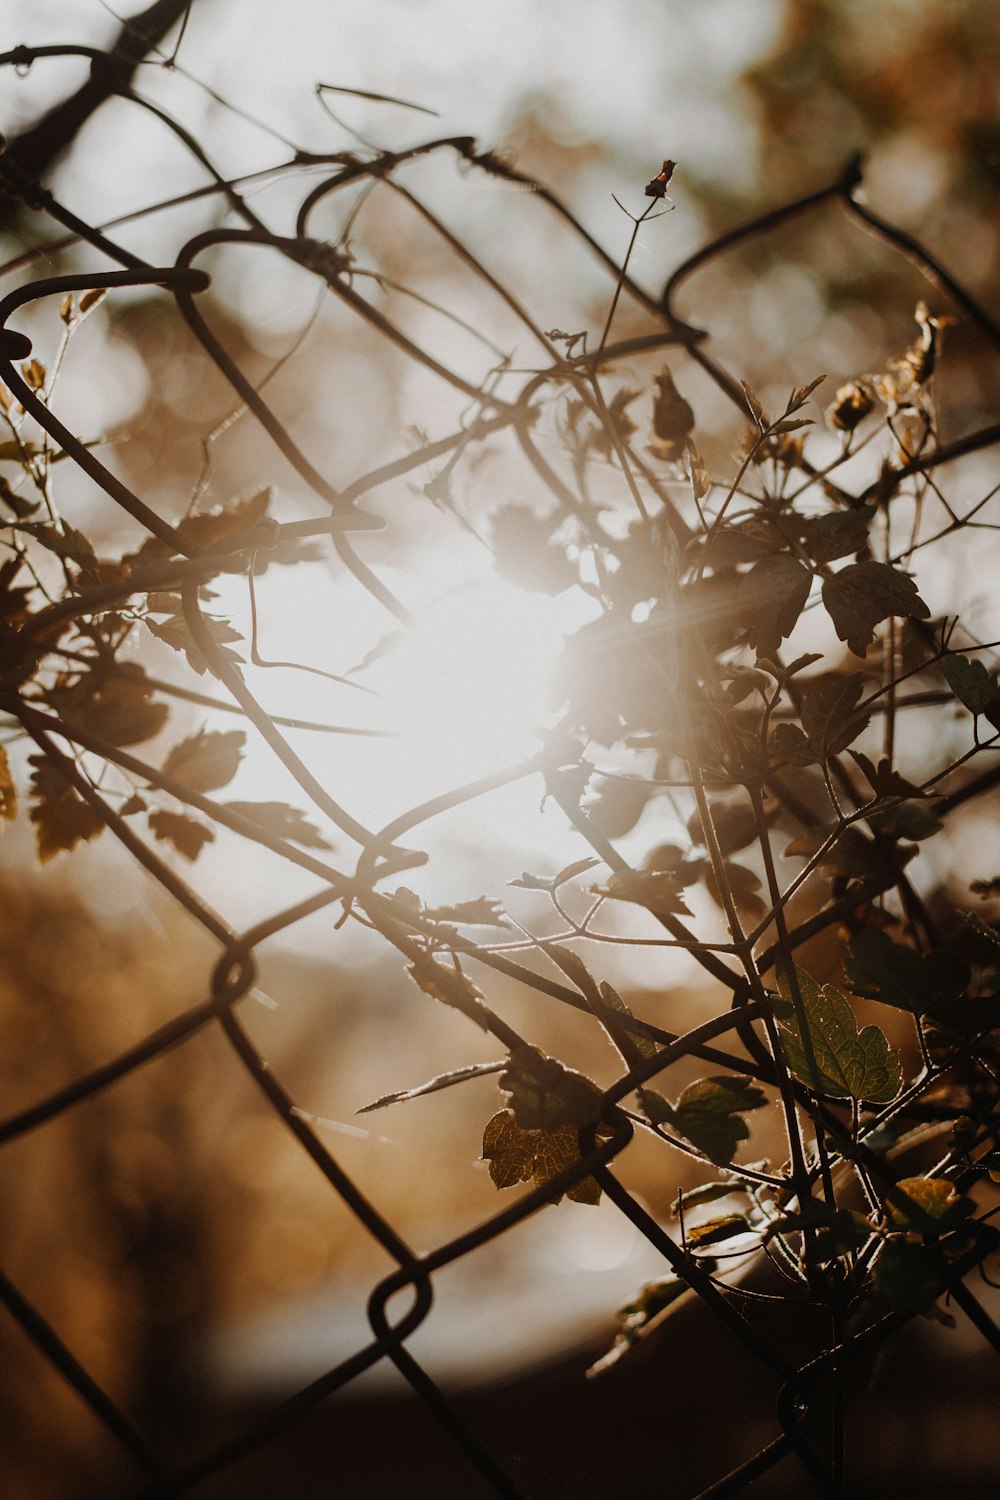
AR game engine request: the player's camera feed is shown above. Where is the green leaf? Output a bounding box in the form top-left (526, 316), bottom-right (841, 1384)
top-left (162, 728), bottom-right (244, 792)
top-left (223, 800), bottom-right (331, 849)
top-left (738, 554), bottom-right (812, 658)
top-left (481, 1109), bottom-right (603, 1204)
top-left (822, 561), bottom-right (930, 657)
top-left (886, 1176), bottom-right (973, 1233)
top-left (645, 1076), bottom-right (767, 1165)
top-left (147, 809), bottom-right (215, 861)
top-left (358, 1059), bottom-right (507, 1113)
top-left (843, 927), bottom-right (968, 1016)
top-left (775, 963), bottom-right (902, 1102)
top-left (941, 653), bottom-right (999, 714)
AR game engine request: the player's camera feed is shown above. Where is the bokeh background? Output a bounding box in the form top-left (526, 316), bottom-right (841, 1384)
top-left (2, 2), bottom-right (1000, 1495)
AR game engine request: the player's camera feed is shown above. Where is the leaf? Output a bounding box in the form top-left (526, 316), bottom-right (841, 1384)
top-left (800, 672), bottom-right (870, 757)
top-left (886, 1177), bottom-right (972, 1234)
top-left (0, 745), bottom-right (16, 820)
top-left (60, 672), bottom-right (169, 748)
top-left (28, 756), bottom-right (106, 862)
top-left (223, 800), bottom-right (332, 849)
top-left (587, 1276), bottom-right (691, 1376)
top-left (875, 1239), bottom-right (950, 1319)
top-left (162, 728), bottom-right (244, 792)
top-left (598, 982), bottom-right (659, 1062)
top-left (585, 775), bottom-right (652, 838)
top-left (145, 614), bottom-right (244, 676)
top-left (843, 927), bottom-right (969, 1016)
top-left (147, 809), bottom-right (215, 861)
top-left (705, 861), bottom-right (767, 922)
top-left (666, 1076), bottom-right (768, 1165)
top-left (673, 1181), bottom-right (747, 1215)
top-left (590, 868), bottom-right (692, 916)
top-left (849, 751), bottom-right (925, 801)
top-left (481, 1109), bottom-right (602, 1205)
top-left (941, 653), bottom-right (999, 714)
top-left (868, 801), bottom-right (943, 841)
top-left (775, 963), bottom-right (902, 1102)
top-left (798, 506), bottom-right (875, 564)
top-left (358, 1059), bottom-right (507, 1113)
top-left (649, 365), bottom-right (695, 460)
top-left (741, 379), bottom-right (768, 429)
top-left (407, 959), bottom-right (490, 1030)
top-left (738, 555), bottom-right (812, 659)
top-left (418, 897), bottom-right (509, 927)
top-left (687, 800), bottom-right (759, 856)
top-left (499, 1045), bottom-right (602, 1131)
top-left (822, 561), bottom-right (930, 656)
top-left (686, 1213), bottom-right (754, 1247)
top-left (490, 504), bottom-right (575, 595)
top-left (508, 857), bottom-right (599, 890)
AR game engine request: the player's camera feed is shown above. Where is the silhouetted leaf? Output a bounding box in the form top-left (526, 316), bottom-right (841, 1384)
top-left (421, 897), bottom-right (509, 927)
top-left (869, 801), bottom-right (943, 841)
top-left (163, 728), bottom-right (244, 792)
top-left (941, 653), bottom-right (999, 714)
top-left (800, 672), bottom-right (870, 757)
top-left (407, 959), bottom-right (490, 1029)
top-left (738, 555), bottom-right (812, 658)
top-left (145, 614), bottom-right (244, 676)
top-left (223, 800), bottom-right (331, 849)
top-left (585, 775), bottom-right (652, 838)
top-left (59, 671), bottom-right (169, 748)
top-left (843, 927), bottom-right (969, 1015)
top-left (28, 757), bottom-right (105, 861)
top-left (587, 1276), bottom-right (692, 1376)
top-left (358, 1059), bottom-right (507, 1113)
top-left (876, 1239), bottom-right (950, 1319)
top-left (481, 1109), bottom-right (602, 1204)
top-left (775, 963), bottom-right (902, 1101)
top-left (850, 751), bottom-right (925, 800)
top-left (822, 561), bottom-right (929, 656)
top-left (499, 1045), bottom-right (602, 1131)
top-left (798, 505), bottom-right (875, 564)
top-left (147, 809), bottom-right (214, 861)
top-left (591, 868), bottom-right (692, 915)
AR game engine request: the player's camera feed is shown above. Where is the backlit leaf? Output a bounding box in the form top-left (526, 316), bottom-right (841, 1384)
top-left (775, 963), bottom-right (902, 1102)
top-left (147, 809), bottom-right (214, 861)
top-left (407, 958), bottom-right (490, 1030)
top-left (798, 505), bottom-right (875, 564)
top-left (822, 561), bottom-right (930, 656)
top-left (668, 1076), bottom-right (768, 1165)
top-left (481, 1109), bottom-right (602, 1205)
top-left (420, 897), bottom-right (509, 927)
top-left (145, 614), bottom-right (244, 676)
top-left (886, 1176), bottom-right (972, 1233)
top-left (587, 1276), bottom-right (691, 1376)
top-left (686, 1213), bottom-right (754, 1247)
top-left (490, 504), bottom-right (575, 595)
top-left (800, 672), bottom-right (870, 757)
top-left (162, 728), bottom-right (244, 792)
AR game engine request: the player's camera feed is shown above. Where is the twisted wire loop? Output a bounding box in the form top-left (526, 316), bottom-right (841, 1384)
top-left (1, 32), bottom-right (999, 1500)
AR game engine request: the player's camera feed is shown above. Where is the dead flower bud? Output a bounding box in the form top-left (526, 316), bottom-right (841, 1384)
top-left (645, 160), bottom-right (676, 199)
top-left (827, 381), bottom-right (875, 432)
top-left (649, 365), bottom-right (695, 459)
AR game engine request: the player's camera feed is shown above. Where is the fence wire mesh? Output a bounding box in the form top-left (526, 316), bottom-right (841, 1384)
top-left (2, 13), bottom-right (1000, 1499)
